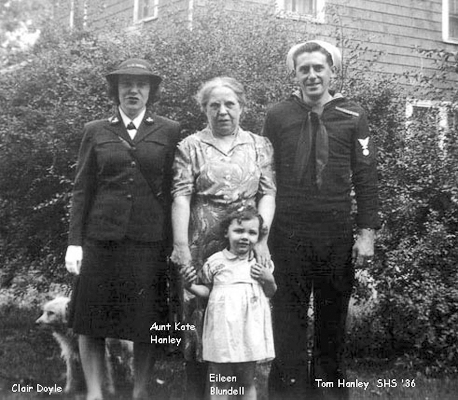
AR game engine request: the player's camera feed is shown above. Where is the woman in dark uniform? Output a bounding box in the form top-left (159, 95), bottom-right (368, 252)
top-left (65, 58), bottom-right (181, 400)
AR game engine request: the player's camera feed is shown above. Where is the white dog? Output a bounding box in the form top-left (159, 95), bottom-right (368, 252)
top-left (36, 296), bottom-right (133, 395)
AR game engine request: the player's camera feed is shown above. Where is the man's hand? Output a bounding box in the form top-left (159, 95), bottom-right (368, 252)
top-left (65, 245), bottom-right (83, 275)
top-left (352, 228), bottom-right (375, 268)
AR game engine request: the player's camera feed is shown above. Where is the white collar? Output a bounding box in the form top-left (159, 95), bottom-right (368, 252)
top-left (118, 107), bottom-right (146, 130)
top-left (222, 248), bottom-right (255, 261)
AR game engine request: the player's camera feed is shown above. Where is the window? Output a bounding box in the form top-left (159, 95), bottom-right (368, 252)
top-left (443, 0), bottom-right (458, 43)
top-left (276, 0), bottom-right (325, 22)
top-left (285, 0), bottom-right (314, 14)
top-left (69, 0), bottom-right (75, 29)
top-left (134, 0), bottom-right (159, 23)
top-left (406, 100), bottom-right (456, 150)
top-left (406, 100), bottom-right (452, 129)
top-left (69, 0), bottom-right (88, 29)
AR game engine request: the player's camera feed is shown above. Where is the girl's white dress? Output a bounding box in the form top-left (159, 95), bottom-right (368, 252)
top-left (201, 249), bottom-right (275, 363)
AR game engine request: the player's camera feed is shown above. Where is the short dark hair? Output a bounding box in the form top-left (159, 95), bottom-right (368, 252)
top-left (107, 75), bottom-right (161, 106)
top-left (292, 42), bottom-right (333, 70)
top-left (220, 205), bottom-right (268, 242)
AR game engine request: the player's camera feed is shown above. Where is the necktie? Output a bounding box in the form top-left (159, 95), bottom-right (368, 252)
top-left (127, 122), bottom-right (136, 130)
top-left (293, 111), bottom-right (329, 188)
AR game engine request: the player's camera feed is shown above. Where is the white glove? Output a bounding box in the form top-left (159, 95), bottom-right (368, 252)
top-left (65, 245), bottom-right (83, 275)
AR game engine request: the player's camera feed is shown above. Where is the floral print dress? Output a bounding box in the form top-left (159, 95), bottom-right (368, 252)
top-left (171, 126), bottom-right (276, 361)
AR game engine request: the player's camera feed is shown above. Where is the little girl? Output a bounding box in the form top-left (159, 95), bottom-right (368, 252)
top-left (180, 206), bottom-right (277, 400)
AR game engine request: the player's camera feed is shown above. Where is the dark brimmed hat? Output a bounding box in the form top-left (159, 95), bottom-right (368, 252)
top-left (105, 58), bottom-right (162, 85)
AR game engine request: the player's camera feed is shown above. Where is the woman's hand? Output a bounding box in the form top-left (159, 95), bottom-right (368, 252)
top-left (170, 244), bottom-right (192, 268)
top-left (253, 241), bottom-right (271, 266)
top-left (65, 245), bottom-right (83, 275)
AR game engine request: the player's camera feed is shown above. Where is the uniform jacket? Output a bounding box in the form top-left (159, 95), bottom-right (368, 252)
top-left (263, 92), bottom-right (380, 231)
top-left (68, 112), bottom-right (181, 245)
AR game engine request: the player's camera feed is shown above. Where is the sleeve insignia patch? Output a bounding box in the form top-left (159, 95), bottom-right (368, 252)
top-left (108, 116), bottom-right (120, 125)
top-left (358, 137), bottom-right (370, 156)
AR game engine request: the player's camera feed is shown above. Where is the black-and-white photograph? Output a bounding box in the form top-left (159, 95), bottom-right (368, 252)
top-left (0, 0), bottom-right (457, 399)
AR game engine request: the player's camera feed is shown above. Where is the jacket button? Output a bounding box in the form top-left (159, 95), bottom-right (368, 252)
top-left (127, 194), bottom-right (132, 199)
top-left (129, 178), bottom-right (134, 183)
top-left (131, 161), bottom-right (136, 167)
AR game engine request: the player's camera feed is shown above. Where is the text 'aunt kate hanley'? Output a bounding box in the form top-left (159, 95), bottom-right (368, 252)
top-left (149, 322), bottom-right (196, 346)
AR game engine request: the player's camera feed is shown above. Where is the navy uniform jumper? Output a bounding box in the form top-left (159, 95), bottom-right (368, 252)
top-left (263, 91), bottom-right (380, 395)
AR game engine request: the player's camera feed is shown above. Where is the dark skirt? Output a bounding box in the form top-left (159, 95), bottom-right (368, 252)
top-left (69, 238), bottom-right (169, 343)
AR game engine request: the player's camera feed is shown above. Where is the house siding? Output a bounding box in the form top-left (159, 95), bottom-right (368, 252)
top-left (332, 1), bottom-right (445, 60)
top-left (54, 0), bottom-right (189, 30)
top-left (328, 0), bottom-right (458, 95)
top-left (52, 0), bottom-right (457, 98)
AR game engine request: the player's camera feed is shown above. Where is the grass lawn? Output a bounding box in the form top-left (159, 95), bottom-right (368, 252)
top-left (0, 302), bottom-right (457, 400)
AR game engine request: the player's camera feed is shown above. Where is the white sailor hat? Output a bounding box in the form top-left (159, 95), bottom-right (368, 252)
top-left (286, 40), bottom-right (342, 72)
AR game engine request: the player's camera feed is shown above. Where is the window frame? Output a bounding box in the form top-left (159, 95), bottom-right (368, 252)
top-left (69, 0), bottom-right (88, 29)
top-left (442, 0), bottom-right (458, 44)
top-left (133, 0), bottom-right (159, 24)
top-left (405, 99), bottom-right (456, 151)
top-left (276, 0), bottom-right (325, 23)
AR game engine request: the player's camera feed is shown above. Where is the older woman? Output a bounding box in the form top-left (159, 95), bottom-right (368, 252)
top-left (170, 76), bottom-right (276, 398)
top-left (65, 58), bottom-right (181, 400)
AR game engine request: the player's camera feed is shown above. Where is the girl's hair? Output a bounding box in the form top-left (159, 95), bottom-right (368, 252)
top-left (107, 76), bottom-right (161, 106)
top-left (195, 76), bottom-right (247, 111)
top-left (220, 205), bottom-right (268, 241)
